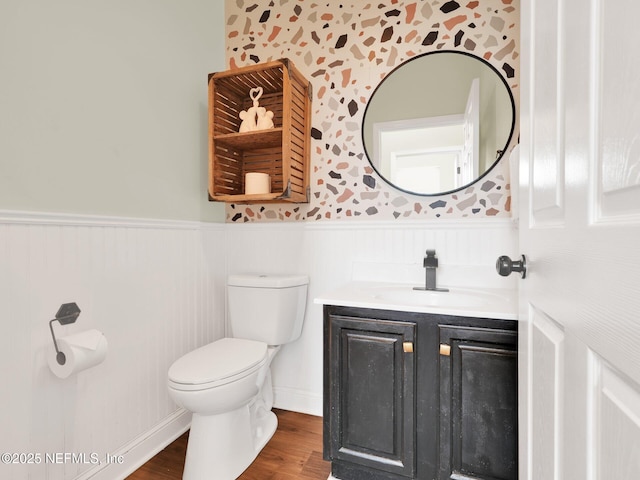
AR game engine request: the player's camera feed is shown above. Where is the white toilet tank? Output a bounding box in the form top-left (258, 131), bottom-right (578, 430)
top-left (227, 274), bottom-right (309, 345)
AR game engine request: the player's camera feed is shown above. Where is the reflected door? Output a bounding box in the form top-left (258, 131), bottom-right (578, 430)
top-left (461, 78), bottom-right (480, 186)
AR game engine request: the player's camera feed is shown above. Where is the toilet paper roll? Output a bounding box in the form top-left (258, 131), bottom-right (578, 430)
top-left (48, 329), bottom-right (108, 379)
top-left (245, 172), bottom-right (271, 195)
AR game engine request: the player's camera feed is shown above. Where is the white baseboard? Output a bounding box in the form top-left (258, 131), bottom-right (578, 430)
top-left (76, 409), bottom-right (191, 480)
top-left (273, 386), bottom-right (323, 417)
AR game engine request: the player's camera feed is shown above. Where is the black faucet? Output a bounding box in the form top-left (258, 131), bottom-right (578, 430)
top-left (414, 249), bottom-right (449, 292)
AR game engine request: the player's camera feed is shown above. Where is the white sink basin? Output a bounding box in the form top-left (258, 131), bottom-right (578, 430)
top-left (365, 285), bottom-right (509, 308)
top-left (315, 281), bottom-right (518, 320)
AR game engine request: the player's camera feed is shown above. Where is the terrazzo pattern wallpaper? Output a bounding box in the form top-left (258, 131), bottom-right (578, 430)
top-left (223, 0), bottom-right (519, 222)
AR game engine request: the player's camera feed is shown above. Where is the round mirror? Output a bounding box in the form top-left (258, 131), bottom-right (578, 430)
top-left (362, 51), bottom-right (515, 196)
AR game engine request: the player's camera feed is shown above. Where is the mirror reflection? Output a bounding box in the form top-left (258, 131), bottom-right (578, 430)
top-left (362, 51), bottom-right (515, 196)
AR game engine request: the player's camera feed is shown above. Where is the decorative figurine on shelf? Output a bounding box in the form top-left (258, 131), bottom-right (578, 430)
top-left (238, 87), bottom-right (274, 133)
top-left (239, 105), bottom-right (258, 132)
top-left (256, 106), bottom-right (274, 130)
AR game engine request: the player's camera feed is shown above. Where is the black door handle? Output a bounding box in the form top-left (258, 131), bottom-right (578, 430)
top-left (496, 255), bottom-right (527, 279)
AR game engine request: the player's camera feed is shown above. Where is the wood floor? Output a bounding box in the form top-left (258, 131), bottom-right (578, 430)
top-left (127, 409), bottom-right (330, 480)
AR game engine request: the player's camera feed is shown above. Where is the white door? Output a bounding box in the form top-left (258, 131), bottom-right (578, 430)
top-left (461, 78), bottom-right (480, 186)
top-left (518, 1), bottom-right (640, 479)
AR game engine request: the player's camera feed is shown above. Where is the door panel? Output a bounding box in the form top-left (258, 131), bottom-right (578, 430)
top-left (521, 0), bottom-right (640, 478)
top-left (343, 332), bottom-right (397, 454)
top-left (530, 0), bottom-right (565, 224)
top-left (531, 308), bottom-right (564, 480)
top-left (327, 315), bottom-right (416, 478)
top-left (596, 0), bottom-right (640, 221)
top-left (593, 360), bottom-right (640, 478)
top-left (439, 325), bottom-right (518, 480)
top-left (462, 78), bottom-right (480, 186)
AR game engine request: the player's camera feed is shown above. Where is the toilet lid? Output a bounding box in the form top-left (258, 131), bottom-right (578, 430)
top-left (168, 338), bottom-right (267, 386)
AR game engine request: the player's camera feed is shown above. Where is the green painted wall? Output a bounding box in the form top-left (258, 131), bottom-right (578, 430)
top-left (0, 0), bottom-right (226, 222)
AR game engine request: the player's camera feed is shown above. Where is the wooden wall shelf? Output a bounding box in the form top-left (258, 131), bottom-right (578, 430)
top-left (214, 128), bottom-right (283, 150)
top-left (208, 59), bottom-right (312, 204)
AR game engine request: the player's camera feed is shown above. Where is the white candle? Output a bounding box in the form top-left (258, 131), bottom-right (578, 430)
top-left (245, 172), bottom-right (271, 195)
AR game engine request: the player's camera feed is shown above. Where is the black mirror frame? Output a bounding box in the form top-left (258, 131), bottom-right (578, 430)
top-left (361, 50), bottom-right (516, 197)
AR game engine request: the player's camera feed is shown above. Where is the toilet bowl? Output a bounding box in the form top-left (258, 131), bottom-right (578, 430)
top-left (166, 274), bottom-right (308, 480)
top-left (168, 339), bottom-right (280, 479)
top-left (168, 338), bottom-right (270, 415)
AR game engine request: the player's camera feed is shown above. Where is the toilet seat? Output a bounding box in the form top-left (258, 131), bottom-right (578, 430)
top-left (168, 338), bottom-right (267, 392)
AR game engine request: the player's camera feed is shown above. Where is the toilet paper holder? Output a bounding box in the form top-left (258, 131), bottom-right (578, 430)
top-left (49, 302), bottom-right (81, 366)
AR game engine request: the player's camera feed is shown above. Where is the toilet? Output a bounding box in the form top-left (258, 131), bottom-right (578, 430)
top-left (167, 274), bottom-right (308, 480)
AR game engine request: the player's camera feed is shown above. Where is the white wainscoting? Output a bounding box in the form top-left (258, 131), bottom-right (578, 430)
top-left (225, 218), bottom-right (518, 417)
top-left (0, 211), bottom-right (226, 480)
top-left (0, 212), bottom-right (517, 478)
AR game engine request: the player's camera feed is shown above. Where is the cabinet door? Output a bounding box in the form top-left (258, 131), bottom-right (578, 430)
top-left (439, 325), bottom-right (518, 480)
top-left (327, 314), bottom-right (416, 478)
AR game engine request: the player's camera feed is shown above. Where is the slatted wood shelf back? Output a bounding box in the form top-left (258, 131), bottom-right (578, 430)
top-left (208, 58), bottom-right (312, 203)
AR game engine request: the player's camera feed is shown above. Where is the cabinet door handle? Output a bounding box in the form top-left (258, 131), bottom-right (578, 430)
top-left (439, 343), bottom-right (451, 356)
top-left (403, 342), bottom-right (414, 353)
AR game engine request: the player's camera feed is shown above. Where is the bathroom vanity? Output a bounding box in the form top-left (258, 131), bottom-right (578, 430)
top-left (317, 282), bottom-right (518, 480)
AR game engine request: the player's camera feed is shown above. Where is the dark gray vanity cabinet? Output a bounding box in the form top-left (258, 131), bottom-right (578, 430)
top-left (438, 325), bottom-right (518, 480)
top-left (325, 312), bottom-right (417, 479)
top-left (323, 305), bottom-right (518, 480)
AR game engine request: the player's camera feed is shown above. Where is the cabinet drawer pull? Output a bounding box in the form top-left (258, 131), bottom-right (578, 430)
top-left (439, 344), bottom-right (451, 356)
top-left (403, 342), bottom-right (414, 353)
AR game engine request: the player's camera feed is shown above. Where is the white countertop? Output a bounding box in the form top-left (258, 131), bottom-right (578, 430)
top-left (314, 281), bottom-right (519, 320)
